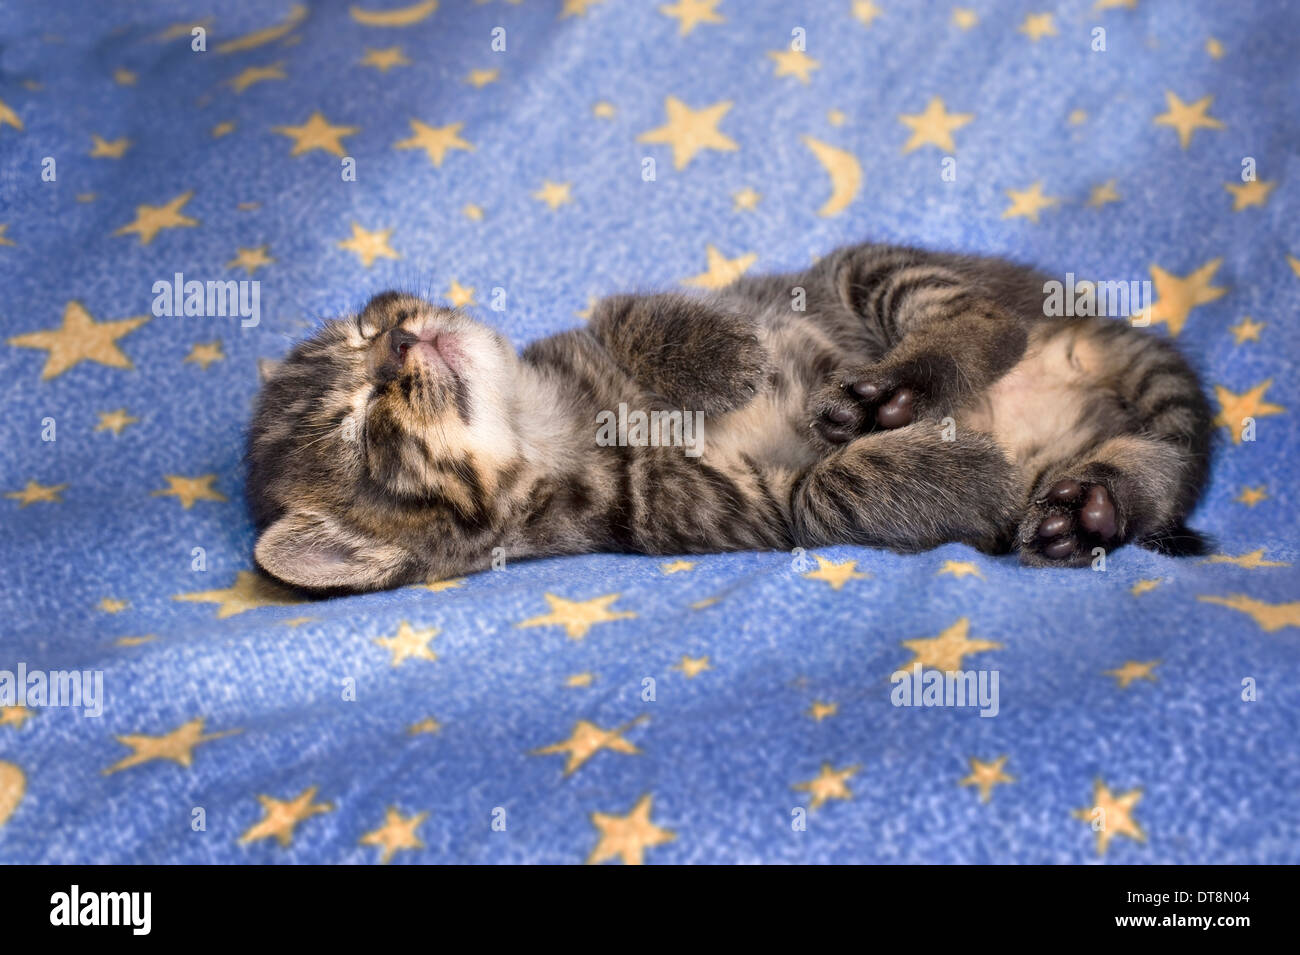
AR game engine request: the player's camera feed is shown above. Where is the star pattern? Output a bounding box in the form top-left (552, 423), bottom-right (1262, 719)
top-left (1212, 380), bottom-right (1284, 444)
top-left (8, 302), bottom-right (148, 380)
top-left (272, 111), bottom-right (359, 157)
top-left (1224, 179), bottom-right (1275, 211)
top-left (794, 763), bottom-right (860, 810)
top-left (394, 119), bottom-right (474, 167)
top-left (533, 718), bottom-right (643, 775)
top-left (1073, 781), bottom-right (1145, 856)
top-left (659, 0), bottom-right (724, 36)
top-left (899, 97), bottom-right (973, 153)
top-left (1153, 92), bottom-right (1224, 149)
top-left (113, 192), bottom-right (198, 244)
top-left (338, 222), bottom-right (400, 267)
top-left (375, 622), bottom-right (439, 666)
top-left (637, 96), bottom-right (738, 169)
top-left (1002, 181), bottom-right (1059, 222)
top-left (104, 718), bottom-right (239, 774)
top-left (1139, 258), bottom-right (1227, 335)
top-left (900, 618), bottom-right (1002, 672)
top-left (360, 808), bottom-right (427, 863)
top-left (6, 481), bottom-right (67, 507)
top-left (240, 787), bottom-right (333, 848)
top-left (1106, 660), bottom-right (1159, 689)
top-left (174, 570), bottom-right (302, 619)
top-left (802, 555), bottom-right (868, 590)
top-left (518, 593), bottom-right (635, 639)
top-left (587, 795), bottom-right (675, 865)
top-left (152, 474), bottom-right (226, 509)
top-left (1199, 595), bottom-right (1300, 632)
top-left (960, 756), bottom-right (1014, 802)
top-left (682, 243), bottom-right (755, 289)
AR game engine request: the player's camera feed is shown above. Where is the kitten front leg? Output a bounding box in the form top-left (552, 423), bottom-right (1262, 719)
top-left (589, 292), bottom-right (768, 415)
top-left (792, 428), bottom-right (1018, 553)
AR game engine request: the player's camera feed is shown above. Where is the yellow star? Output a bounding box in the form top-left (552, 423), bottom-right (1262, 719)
top-left (1137, 258), bottom-right (1227, 335)
top-left (952, 7), bottom-right (978, 29)
top-left (793, 762), bottom-right (860, 810)
top-left (154, 17), bottom-right (213, 42)
top-left (899, 97), bottom-right (973, 153)
top-left (1229, 316), bottom-right (1264, 344)
top-left (228, 62), bottom-right (286, 93)
top-left (1002, 181), bottom-right (1059, 223)
top-left (592, 100), bottom-right (617, 119)
top-left (960, 756), bottom-right (1014, 802)
top-left (152, 474), bottom-right (227, 509)
top-left (360, 47), bottom-right (409, 72)
top-left (637, 96), bottom-right (738, 170)
top-left (1199, 594), bottom-right (1300, 632)
top-left (1088, 180), bottom-right (1120, 207)
top-left (900, 617), bottom-right (1002, 672)
top-left (0, 95), bottom-right (23, 132)
top-left (89, 134), bottom-right (131, 158)
top-left (114, 68), bottom-right (137, 86)
top-left (683, 243), bottom-right (756, 289)
top-left (518, 593), bottom-right (635, 639)
top-left (767, 48), bottom-right (820, 84)
top-left (732, 186), bottom-right (761, 211)
top-left (566, 672), bottom-right (595, 688)
top-left (938, 560), bottom-right (983, 580)
top-left (462, 203), bottom-right (484, 221)
top-left (532, 180), bottom-right (573, 210)
top-left (465, 67), bottom-right (499, 87)
top-left (587, 794), bottom-right (674, 865)
top-left (1213, 380), bottom-right (1284, 444)
top-left (112, 191), bottom-right (198, 245)
top-left (416, 577), bottom-right (465, 592)
top-left (1018, 12), bottom-right (1057, 41)
top-left (104, 717), bottom-right (239, 774)
top-left (445, 280), bottom-right (476, 308)
top-left (6, 481), bottom-right (67, 507)
top-left (533, 717), bottom-right (643, 776)
top-left (394, 119), bottom-right (474, 167)
top-left (0, 706), bottom-right (32, 730)
top-left (227, 245), bottom-right (274, 274)
top-left (1224, 179), bottom-right (1276, 211)
top-left (1153, 92), bottom-right (1224, 149)
top-left (408, 717), bottom-right (441, 735)
top-left (99, 597), bottom-right (127, 614)
top-left (1130, 578), bottom-right (1162, 596)
top-left (853, 1), bottom-right (883, 25)
top-left (1205, 37), bottom-right (1224, 58)
top-left (239, 787), bottom-right (333, 848)
top-left (660, 560), bottom-right (696, 574)
top-left (338, 222), bottom-right (400, 268)
top-left (375, 622), bottom-right (439, 666)
top-left (1203, 550), bottom-right (1288, 570)
top-left (807, 701), bottom-right (838, 722)
top-left (1236, 485), bottom-right (1268, 507)
top-left (174, 570), bottom-right (302, 619)
top-left (1106, 659), bottom-right (1159, 689)
top-left (658, 0), bottom-right (723, 35)
top-left (1073, 780), bottom-right (1145, 856)
top-left (0, 224), bottom-right (14, 246)
top-left (561, 0), bottom-right (606, 18)
top-left (802, 554), bottom-right (868, 590)
top-left (184, 341), bottom-right (225, 369)
top-left (211, 121), bottom-right (236, 138)
top-left (360, 808), bottom-right (427, 863)
top-left (673, 655), bottom-right (712, 678)
top-left (827, 108), bottom-right (848, 126)
top-left (8, 301), bottom-right (148, 380)
top-left (95, 408), bottom-right (139, 436)
top-left (272, 111), bottom-right (359, 157)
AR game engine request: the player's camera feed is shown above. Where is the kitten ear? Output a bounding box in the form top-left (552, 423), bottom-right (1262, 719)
top-left (254, 510), bottom-right (409, 591)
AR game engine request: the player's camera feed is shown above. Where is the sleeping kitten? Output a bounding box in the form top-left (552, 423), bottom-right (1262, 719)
top-left (247, 242), bottom-right (1212, 591)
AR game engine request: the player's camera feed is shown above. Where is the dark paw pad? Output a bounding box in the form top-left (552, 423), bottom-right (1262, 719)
top-left (848, 381), bottom-right (917, 429)
top-left (1023, 479), bottom-right (1121, 565)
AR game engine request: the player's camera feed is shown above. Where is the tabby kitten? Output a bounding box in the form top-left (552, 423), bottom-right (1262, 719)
top-left (247, 242), bottom-right (1211, 592)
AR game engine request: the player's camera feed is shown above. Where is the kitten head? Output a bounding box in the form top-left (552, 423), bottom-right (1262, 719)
top-left (247, 292), bottom-right (521, 591)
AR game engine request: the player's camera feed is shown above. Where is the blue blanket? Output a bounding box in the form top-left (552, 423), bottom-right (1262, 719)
top-left (2, 0), bottom-right (1297, 864)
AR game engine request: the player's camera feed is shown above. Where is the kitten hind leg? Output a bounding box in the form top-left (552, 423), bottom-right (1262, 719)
top-left (1018, 435), bottom-right (1210, 567)
top-left (792, 427), bottom-right (1018, 553)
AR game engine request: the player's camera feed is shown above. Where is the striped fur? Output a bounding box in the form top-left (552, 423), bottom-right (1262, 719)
top-left (246, 243), bottom-right (1212, 591)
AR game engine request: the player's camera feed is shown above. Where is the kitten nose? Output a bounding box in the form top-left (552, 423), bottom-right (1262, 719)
top-left (389, 329), bottom-right (419, 362)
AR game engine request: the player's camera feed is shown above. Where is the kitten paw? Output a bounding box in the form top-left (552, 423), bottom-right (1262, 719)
top-left (810, 368), bottom-right (921, 444)
top-left (1019, 479), bottom-right (1122, 567)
